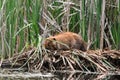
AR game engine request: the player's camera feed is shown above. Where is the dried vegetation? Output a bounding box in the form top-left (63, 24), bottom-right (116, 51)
top-left (1, 48), bottom-right (120, 73)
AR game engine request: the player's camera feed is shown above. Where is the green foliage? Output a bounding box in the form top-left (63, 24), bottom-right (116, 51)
top-left (0, 0), bottom-right (42, 58)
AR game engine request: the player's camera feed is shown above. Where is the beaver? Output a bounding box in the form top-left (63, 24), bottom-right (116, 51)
top-left (44, 32), bottom-right (87, 51)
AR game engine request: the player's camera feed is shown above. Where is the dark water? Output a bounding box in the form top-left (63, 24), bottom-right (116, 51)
top-left (0, 70), bottom-right (120, 80)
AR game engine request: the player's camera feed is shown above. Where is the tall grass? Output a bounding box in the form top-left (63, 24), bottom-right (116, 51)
top-left (0, 0), bottom-right (120, 59)
top-left (0, 0), bottom-right (42, 59)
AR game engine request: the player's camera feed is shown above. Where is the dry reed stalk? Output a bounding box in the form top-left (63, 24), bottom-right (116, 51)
top-left (100, 0), bottom-right (106, 50)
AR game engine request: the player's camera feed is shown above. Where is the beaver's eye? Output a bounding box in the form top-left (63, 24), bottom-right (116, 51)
top-left (53, 38), bottom-right (56, 41)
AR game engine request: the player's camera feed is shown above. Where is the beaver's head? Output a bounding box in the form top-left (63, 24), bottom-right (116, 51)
top-left (44, 37), bottom-right (57, 50)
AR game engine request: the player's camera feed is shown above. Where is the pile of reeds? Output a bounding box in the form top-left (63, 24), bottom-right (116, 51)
top-left (1, 48), bottom-right (119, 73)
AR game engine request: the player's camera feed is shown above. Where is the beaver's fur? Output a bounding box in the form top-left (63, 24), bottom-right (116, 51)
top-left (44, 32), bottom-right (87, 51)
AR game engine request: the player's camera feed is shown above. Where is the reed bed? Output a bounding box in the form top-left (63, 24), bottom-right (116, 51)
top-left (1, 48), bottom-right (120, 73)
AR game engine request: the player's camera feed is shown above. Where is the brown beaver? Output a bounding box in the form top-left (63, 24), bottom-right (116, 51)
top-left (44, 32), bottom-right (87, 51)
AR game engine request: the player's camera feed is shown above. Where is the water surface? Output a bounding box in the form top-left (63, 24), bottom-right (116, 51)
top-left (0, 69), bottom-right (119, 80)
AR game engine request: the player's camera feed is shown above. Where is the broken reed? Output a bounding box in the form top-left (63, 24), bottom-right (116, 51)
top-left (0, 0), bottom-right (120, 59)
